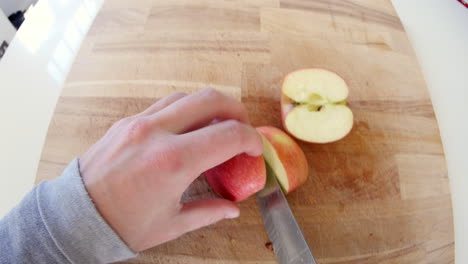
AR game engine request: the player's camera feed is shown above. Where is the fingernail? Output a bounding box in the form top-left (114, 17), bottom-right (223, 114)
top-left (225, 210), bottom-right (240, 219)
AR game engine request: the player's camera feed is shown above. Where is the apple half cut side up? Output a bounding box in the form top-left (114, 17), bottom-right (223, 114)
top-left (281, 68), bottom-right (354, 143)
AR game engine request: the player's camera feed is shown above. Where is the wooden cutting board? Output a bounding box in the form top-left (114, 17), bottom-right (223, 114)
top-left (36, 0), bottom-right (454, 263)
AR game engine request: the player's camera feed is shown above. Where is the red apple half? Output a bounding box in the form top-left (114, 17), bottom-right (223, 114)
top-left (281, 68), bottom-right (354, 143)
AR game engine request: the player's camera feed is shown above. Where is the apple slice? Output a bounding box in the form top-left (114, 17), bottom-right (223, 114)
top-left (281, 68), bottom-right (354, 143)
top-left (205, 127), bottom-right (309, 201)
top-left (257, 126), bottom-right (309, 193)
top-left (205, 153), bottom-right (266, 202)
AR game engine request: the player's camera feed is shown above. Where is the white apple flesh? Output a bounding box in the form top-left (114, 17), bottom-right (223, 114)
top-left (281, 68), bottom-right (354, 143)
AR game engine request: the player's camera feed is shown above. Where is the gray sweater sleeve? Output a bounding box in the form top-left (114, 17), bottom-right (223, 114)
top-left (0, 158), bottom-right (137, 263)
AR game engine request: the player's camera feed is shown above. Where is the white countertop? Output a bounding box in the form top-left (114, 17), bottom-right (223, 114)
top-left (392, 1), bottom-right (467, 262)
top-left (0, 0), bottom-right (103, 217)
top-left (0, 0), bottom-right (466, 262)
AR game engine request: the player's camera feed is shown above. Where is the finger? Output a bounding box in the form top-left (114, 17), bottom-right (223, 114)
top-left (141, 92), bottom-right (187, 116)
top-left (175, 198), bottom-right (240, 234)
top-left (154, 88), bottom-right (250, 134)
top-left (177, 120), bottom-right (263, 179)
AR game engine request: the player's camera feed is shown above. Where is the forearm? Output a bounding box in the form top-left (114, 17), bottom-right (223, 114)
top-left (0, 159), bottom-right (136, 263)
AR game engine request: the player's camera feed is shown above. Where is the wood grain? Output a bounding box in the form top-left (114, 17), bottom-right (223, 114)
top-left (36, 0), bottom-right (454, 263)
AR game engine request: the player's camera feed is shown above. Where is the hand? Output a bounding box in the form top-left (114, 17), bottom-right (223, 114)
top-left (79, 88), bottom-right (263, 252)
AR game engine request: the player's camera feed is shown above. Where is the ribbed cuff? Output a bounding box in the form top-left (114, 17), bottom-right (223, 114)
top-left (37, 158), bottom-right (136, 263)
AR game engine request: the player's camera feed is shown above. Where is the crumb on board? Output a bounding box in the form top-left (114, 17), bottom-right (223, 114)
top-left (265, 241), bottom-right (273, 251)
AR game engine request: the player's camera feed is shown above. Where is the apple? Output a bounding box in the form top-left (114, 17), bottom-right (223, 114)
top-left (205, 153), bottom-right (266, 202)
top-left (281, 68), bottom-right (354, 143)
top-left (205, 127), bottom-right (309, 201)
top-left (257, 126), bottom-right (309, 193)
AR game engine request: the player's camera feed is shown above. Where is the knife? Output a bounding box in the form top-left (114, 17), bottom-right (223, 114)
top-left (256, 164), bottom-right (317, 264)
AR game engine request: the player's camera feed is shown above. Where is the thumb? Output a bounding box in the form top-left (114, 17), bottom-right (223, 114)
top-left (176, 198), bottom-right (240, 234)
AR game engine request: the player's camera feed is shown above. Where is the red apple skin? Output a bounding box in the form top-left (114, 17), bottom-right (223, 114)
top-left (280, 92), bottom-right (294, 123)
top-left (205, 153), bottom-right (266, 202)
top-left (280, 68), bottom-right (352, 143)
top-left (256, 126), bottom-right (309, 193)
top-left (281, 92), bottom-right (294, 131)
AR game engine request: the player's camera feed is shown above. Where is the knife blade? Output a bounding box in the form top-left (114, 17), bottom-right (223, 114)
top-left (256, 164), bottom-right (317, 264)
